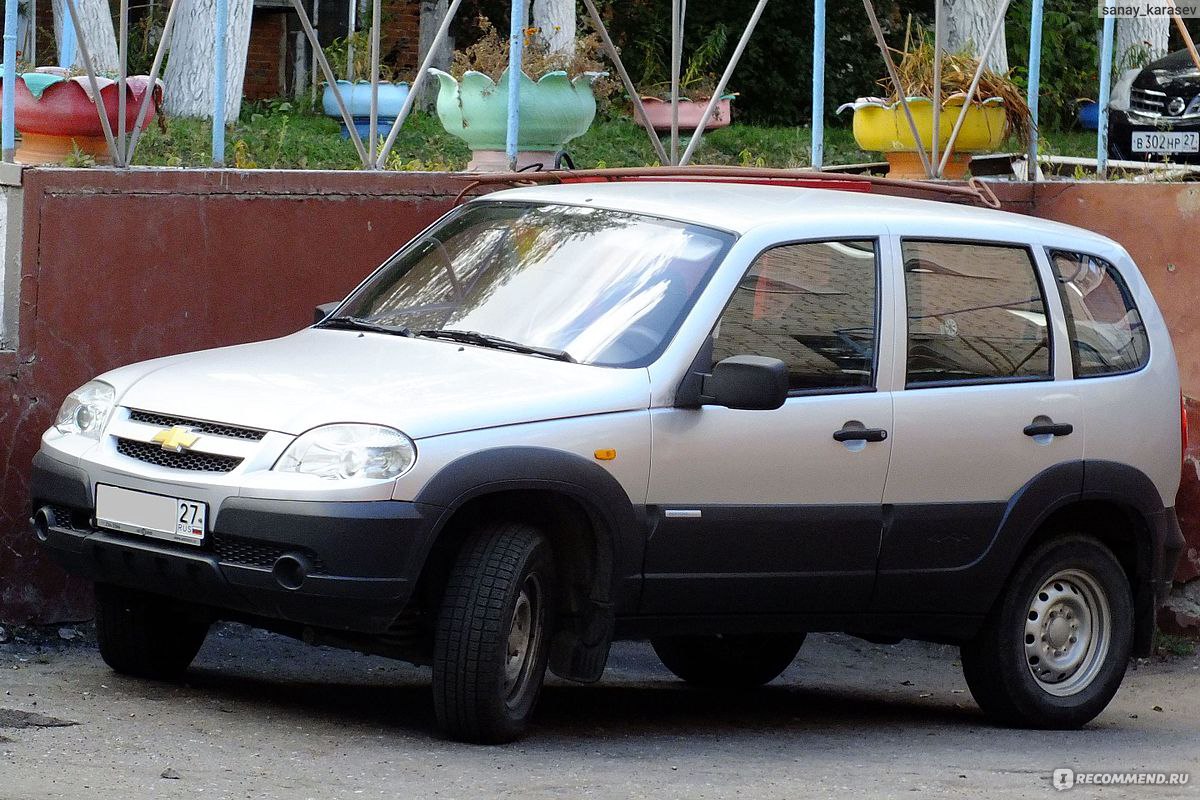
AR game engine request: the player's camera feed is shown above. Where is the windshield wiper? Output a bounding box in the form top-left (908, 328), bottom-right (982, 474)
top-left (318, 315), bottom-right (413, 337)
top-left (416, 329), bottom-right (576, 362)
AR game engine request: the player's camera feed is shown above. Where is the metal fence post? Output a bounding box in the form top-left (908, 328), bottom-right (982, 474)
top-left (504, 0), bottom-right (524, 170)
top-left (1026, 0), bottom-right (1044, 180)
top-left (2, 0), bottom-right (17, 162)
top-left (1097, 6), bottom-right (1115, 177)
top-left (213, 0), bottom-right (229, 166)
top-left (811, 0), bottom-right (825, 169)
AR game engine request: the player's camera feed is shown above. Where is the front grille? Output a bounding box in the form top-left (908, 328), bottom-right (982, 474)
top-left (116, 438), bottom-right (243, 473)
top-left (128, 409), bottom-right (267, 441)
top-left (211, 533), bottom-right (325, 572)
top-left (1130, 87), bottom-right (1166, 116)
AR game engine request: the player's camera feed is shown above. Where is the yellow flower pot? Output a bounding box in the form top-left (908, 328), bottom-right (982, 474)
top-left (840, 95), bottom-right (1009, 179)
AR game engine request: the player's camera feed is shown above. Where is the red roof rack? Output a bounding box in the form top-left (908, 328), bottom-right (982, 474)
top-left (453, 166), bottom-right (1001, 209)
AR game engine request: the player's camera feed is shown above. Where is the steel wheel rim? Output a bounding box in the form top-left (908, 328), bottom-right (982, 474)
top-left (1023, 568), bottom-right (1112, 696)
top-left (502, 574), bottom-right (543, 705)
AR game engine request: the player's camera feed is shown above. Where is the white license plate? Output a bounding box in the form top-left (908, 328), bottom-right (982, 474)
top-left (95, 484), bottom-right (207, 546)
top-left (1132, 131), bottom-right (1200, 154)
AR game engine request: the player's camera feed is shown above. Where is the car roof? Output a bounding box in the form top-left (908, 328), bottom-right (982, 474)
top-left (478, 180), bottom-right (1112, 246)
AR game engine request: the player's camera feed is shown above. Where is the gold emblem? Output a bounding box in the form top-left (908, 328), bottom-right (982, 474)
top-left (152, 426), bottom-right (201, 453)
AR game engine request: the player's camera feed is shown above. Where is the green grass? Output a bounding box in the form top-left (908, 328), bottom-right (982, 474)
top-left (131, 101), bottom-right (1100, 171)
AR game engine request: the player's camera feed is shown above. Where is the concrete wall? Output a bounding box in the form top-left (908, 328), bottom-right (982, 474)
top-left (1, 171), bottom-right (1198, 628)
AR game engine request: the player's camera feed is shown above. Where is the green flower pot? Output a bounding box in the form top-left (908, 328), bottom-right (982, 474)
top-left (430, 67), bottom-right (602, 170)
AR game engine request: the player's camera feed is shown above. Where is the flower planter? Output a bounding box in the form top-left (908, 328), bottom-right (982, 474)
top-left (639, 96), bottom-right (734, 132)
top-left (2, 70), bottom-right (161, 164)
top-left (321, 80), bottom-right (410, 139)
top-left (838, 95), bottom-right (1008, 179)
top-left (430, 68), bottom-right (602, 171)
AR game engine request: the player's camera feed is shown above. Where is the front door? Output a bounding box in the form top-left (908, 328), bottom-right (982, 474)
top-left (641, 238), bottom-right (893, 616)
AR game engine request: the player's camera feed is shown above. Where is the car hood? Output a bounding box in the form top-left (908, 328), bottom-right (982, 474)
top-left (104, 329), bottom-right (652, 438)
top-left (1137, 49), bottom-right (1200, 90)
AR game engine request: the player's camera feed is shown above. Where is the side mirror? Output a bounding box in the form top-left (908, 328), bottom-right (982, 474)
top-left (313, 301), bottom-right (339, 324)
top-left (703, 355), bottom-right (788, 411)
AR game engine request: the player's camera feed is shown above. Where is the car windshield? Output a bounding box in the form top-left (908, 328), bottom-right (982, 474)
top-left (330, 202), bottom-right (735, 367)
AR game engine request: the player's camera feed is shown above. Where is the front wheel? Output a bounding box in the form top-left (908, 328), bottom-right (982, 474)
top-left (961, 535), bottom-right (1133, 729)
top-left (432, 522), bottom-right (556, 744)
top-left (652, 633), bottom-right (806, 688)
top-left (94, 584), bottom-right (210, 680)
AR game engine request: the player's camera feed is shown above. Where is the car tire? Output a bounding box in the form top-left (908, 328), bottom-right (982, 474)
top-left (94, 583), bottom-right (210, 680)
top-left (961, 535), bottom-right (1133, 729)
top-left (433, 522), bottom-right (556, 744)
top-left (651, 633), bottom-right (806, 688)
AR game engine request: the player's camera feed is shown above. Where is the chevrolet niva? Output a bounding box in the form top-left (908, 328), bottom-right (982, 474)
top-left (32, 179), bottom-right (1185, 743)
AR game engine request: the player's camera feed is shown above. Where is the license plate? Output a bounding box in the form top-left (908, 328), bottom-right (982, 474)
top-left (95, 484), bottom-right (207, 546)
top-left (1132, 131), bottom-right (1200, 154)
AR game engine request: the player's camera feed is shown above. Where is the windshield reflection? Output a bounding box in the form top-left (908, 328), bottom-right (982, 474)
top-left (336, 202), bottom-right (734, 367)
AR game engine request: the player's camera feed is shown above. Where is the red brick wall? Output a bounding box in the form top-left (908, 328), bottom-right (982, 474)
top-left (382, 0), bottom-right (421, 75)
top-left (245, 9), bottom-right (287, 101)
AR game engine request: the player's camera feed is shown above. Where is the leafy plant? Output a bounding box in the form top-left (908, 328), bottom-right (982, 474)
top-left (323, 30), bottom-right (398, 84)
top-left (1009, 0), bottom-right (1102, 131)
top-left (62, 140), bottom-right (96, 168)
top-left (882, 28), bottom-right (1032, 145)
top-left (639, 23), bottom-right (732, 100)
top-left (450, 16), bottom-right (617, 102)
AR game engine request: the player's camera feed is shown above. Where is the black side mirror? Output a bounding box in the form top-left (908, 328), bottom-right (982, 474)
top-left (702, 355), bottom-right (789, 411)
top-left (313, 301), bottom-right (339, 324)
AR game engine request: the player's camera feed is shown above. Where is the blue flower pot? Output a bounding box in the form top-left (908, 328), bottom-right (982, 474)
top-left (1077, 101), bottom-right (1099, 131)
top-left (321, 80), bottom-right (410, 139)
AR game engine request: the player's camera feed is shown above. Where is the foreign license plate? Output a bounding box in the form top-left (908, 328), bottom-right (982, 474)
top-left (1131, 131), bottom-right (1200, 154)
top-left (95, 484), bottom-right (207, 546)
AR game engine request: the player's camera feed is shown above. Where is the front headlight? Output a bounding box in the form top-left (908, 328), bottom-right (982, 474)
top-left (54, 380), bottom-right (116, 440)
top-left (274, 424), bottom-right (416, 480)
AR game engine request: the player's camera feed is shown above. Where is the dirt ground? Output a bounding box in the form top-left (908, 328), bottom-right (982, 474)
top-left (0, 625), bottom-right (1196, 799)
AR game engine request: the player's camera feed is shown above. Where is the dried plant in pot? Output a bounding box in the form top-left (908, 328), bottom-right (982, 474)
top-left (637, 24), bottom-right (737, 133)
top-left (321, 30), bottom-right (410, 140)
top-left (429, 17), bottom-right (612, 171)
top-left (837, 34), bottom-right (1031, 179)
top-left (1, 65), bottom-right (163, 164)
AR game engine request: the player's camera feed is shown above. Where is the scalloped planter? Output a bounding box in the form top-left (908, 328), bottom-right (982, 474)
top-left (639, 96), bottom-right (734, 132)
top-left (838, 95), bottom-right (1008, 179)
top-left (430, 67), bottom-right (601, 171)
top-left (2, 70), bottom-right (161, 164)
top-left (321, 80), bottom-right (410, 139)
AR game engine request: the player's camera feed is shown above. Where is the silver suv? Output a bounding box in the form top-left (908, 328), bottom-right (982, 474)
top-left (32, 179), bottom-right (1185, 743)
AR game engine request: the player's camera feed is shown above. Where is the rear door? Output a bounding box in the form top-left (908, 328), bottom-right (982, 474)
top-left (874, 238), bottom-right (1084, 612)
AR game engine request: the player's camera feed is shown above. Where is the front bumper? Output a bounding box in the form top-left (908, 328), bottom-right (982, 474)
top-left (1108, 110), bottom-right (1200, 163)
top-left (31, 451), bottom-right (441, 634)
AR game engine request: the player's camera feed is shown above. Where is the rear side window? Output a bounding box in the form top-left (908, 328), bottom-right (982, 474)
top-left (711, 239), bottom-right (878, 392)
top-left (902, 240), bottom-right (1051, 387)
top-left (1048, 250), bottom-right (1149, 377)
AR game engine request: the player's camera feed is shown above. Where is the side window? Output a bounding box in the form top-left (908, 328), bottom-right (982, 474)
top-left (1048, 250), bottom-right (1149, 377)
top-left (902, 240), bottom-right (1051, 386)
top-left (711, 239), bottom-right (877, 392)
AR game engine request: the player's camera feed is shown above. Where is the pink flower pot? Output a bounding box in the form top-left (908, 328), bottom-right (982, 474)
top-left (638, 96), bottom-right (733, 133)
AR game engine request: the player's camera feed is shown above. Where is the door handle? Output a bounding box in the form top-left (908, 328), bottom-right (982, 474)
top-left (833, 427), bottom-right (888, 443)
top-left (1023, 421), bottom-right (1073, 437)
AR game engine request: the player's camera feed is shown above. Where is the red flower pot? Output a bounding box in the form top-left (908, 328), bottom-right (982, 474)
top-left (1, 72), bottom-right (161, 164)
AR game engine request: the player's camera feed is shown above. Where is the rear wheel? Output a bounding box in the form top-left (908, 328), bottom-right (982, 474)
top-left (433, 522), bottom-right (556, 743)
top-left (652, 633), bottom-right (806, 688)
top-left (961, 535), bottom-right (1133, 729)
top-left (94, 584), bottom-right (210, 680)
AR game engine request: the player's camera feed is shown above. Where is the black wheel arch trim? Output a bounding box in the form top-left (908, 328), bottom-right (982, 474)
top-left (412, 446), bottom-right (646, 681)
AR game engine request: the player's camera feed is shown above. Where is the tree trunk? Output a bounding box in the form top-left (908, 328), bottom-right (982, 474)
top-left (52, 0), bottom-right (119, 73)
top-left (417, 0), bottom-right (453, 110)
top-left (1116, 16), bottom-right (1169, 73)
top-left (531, 0), bottom-right (574, 55)
top-left (943, 0), bottom-right (1009, 74)
top-left (162, 0), bottom-right (254, 120)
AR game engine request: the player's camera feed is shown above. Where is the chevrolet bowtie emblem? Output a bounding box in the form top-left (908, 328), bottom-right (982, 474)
top-left (152, 426), bottom-right (201, 453)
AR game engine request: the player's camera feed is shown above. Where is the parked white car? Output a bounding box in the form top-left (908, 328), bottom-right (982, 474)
top-left (33, 180), bottom-right (1185, 742)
